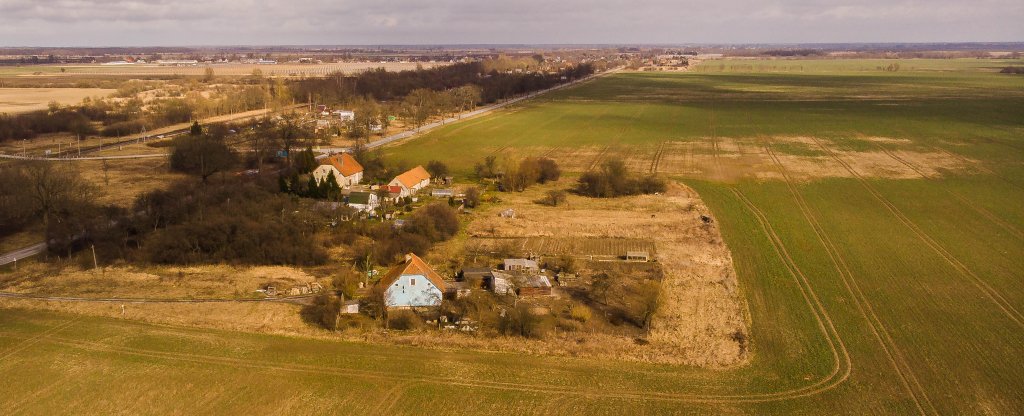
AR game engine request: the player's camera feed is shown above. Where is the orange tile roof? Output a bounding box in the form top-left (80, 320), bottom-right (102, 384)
top-left (320, 153), bottom-right (363, 177)
top-left (393, 165), bottom-right (430, 189)
top-left (379, 253), bottom-right (446, 291)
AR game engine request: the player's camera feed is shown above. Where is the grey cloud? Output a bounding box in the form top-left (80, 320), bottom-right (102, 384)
top-left (0, 0), bottom-right (1020, 46)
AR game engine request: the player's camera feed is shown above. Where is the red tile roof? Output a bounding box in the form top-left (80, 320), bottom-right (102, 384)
top-left (320, 153), bottom-right (363, 177)
top-left (393, 165), bottom-right (430, 189)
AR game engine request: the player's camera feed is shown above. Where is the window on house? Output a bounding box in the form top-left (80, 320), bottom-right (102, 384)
top-left (411, 278), bottom-right (416, 286)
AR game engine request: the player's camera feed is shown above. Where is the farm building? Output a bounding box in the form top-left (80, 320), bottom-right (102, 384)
top-left (380, 253), bottom-right (446, 309)
top-left (504, 258), bottom-right (539, 272)
top-left (625, 251), bottom-right (651, 262)
top-left (389, 166), bottom-right (431, 197)
top-left (312, 153), bottom-right (363, 188)
top-left (345, 191), bottom-right (378, 212)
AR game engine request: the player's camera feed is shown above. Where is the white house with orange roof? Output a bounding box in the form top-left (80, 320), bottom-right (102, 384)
top-left (379, 253), bottom-right (446, 309)
top-left (388, 165), bottom-right (431, 197)
top-left (312, 153), bottom-right (363, 188)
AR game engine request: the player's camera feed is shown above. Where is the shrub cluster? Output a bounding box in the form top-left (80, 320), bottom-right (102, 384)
top-left (353, 202), bottom-right (460, 265)
top-left (497, 157), bottom-right (561, 192)
top-left (576, 159), bottom-right (667, 197)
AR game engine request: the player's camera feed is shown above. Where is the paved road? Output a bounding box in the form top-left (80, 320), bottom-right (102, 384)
top-left (0, 242), bottom-right (47, 267)
top-left (0, 153), bottom-right (170, 161)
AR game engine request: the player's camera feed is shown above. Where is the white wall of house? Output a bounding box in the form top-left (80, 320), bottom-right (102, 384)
top-left (312, 165), bottom-right (361, 187)
top-left (385, 274), bottom-right (443, 308)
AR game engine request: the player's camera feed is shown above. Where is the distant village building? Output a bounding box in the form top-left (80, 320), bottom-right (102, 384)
top-left (503, 258), bottom-right (539, 272)
top-left (380, 253), bottom-right (446, 309)
top-left (499, 208), bottom-right (516, 219)
top-left (312, 153), bottom-right (363, 187)
top-left (389, 166), bottom-right (431, 197)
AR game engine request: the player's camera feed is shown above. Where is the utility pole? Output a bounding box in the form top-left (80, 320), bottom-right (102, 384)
top-left (77, 134), bottom-right (81, 157)
top-left (91, 244), bottom-right (98, 270)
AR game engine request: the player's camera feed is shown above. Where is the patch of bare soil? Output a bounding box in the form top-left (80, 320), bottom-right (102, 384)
top-left (533, 136), bottom-right (975, 182)
top-left (456, 181), bottom-right (750, 368)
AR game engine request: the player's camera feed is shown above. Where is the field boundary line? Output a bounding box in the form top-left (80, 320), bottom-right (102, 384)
top-left (763, 141), bottom-right (934, 415)
top-left (812, 138), bottom-right (1024, 328)
top-left (876, 145), bottom-right (1022, 240)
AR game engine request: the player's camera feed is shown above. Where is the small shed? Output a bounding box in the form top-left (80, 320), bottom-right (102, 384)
top-left (444, 281), bottom-right (472, 299)
top-left (499, 208), bottom-right (516, 219)
top-left (461, 267), bottom-right (493, 283)
top-left (431, 189), bottom-right (454, 198)
top-left (626, 251), bottom-right (651, 262)
top-left (490, 271), bottom-right (514, 295)
top-left (516, 275), bottom-right (552, 297)
top-left (340, 299), bottom-right (360, 314)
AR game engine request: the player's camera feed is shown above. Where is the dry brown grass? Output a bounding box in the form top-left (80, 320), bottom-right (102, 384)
top-left (1, 262), bottom-right (323, 300)
top-left (431, 179), bottom-right (750, 367)
top-left (0, 88), bottom-right (114, 114)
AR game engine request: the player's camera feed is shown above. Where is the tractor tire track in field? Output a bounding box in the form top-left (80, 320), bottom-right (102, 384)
top-left (650, 141), bottom-right (667, 173)
top-left (763, 141), bottom-right (935, 415)
top-left (876, 145), bottom-right (1022, 240)
top-left (1, 373), bottom-right (75, 415)
top-left (587, 145), bottom-right (612, 171)
top-left (811, 137), bottom-right (1024, 328)
top-left (0, 309), bottom-right (850, 406)
top-left (930, 146), bottom-right (1024, 192)
top-left (372, 381), bottom-right (416, 416)
top-left (0, 318), bottom-right (77, 361)
top-left (729, 189), bottom-right (853, 401)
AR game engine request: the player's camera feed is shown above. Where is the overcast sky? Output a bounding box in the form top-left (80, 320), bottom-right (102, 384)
top-left (0, 0), bottom-right (1021, 47)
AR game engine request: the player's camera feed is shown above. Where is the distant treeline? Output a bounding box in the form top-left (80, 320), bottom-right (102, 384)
top-left (289, 61), bottom-right (595, 105)
top-left (1000, 66), bottom-right (1024, 74)
top-left (761, 49), bottom-right (826, 57)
